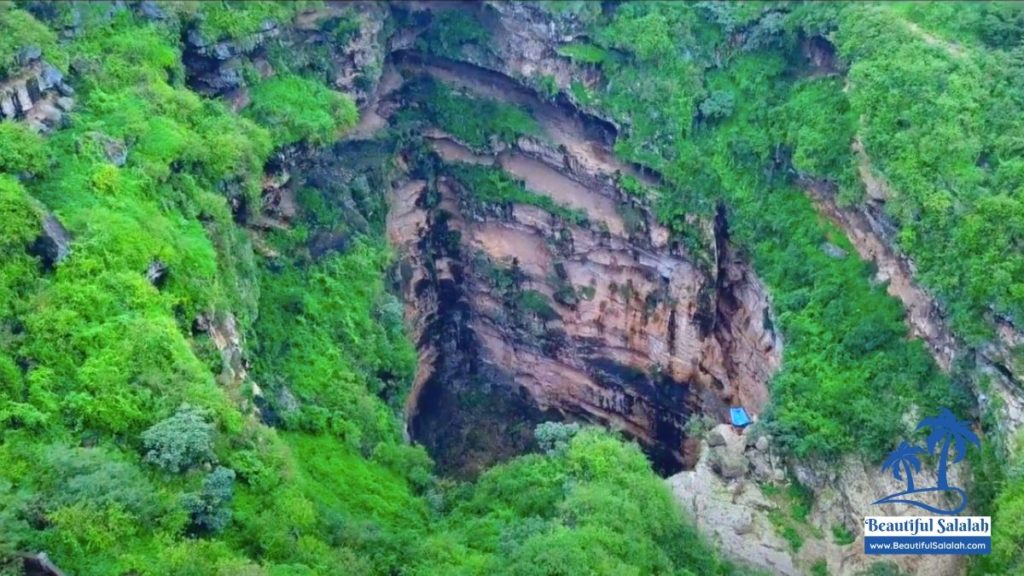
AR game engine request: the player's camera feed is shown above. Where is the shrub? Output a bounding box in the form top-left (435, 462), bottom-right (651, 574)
top-left (556, 43), bottom-right (607, 65)
top-left (832, 523), bottom-right (855, 545)
top-left (45, 445), bottom-right (164, 521)
top-left (535, 422), bottom-right (582, 454)
top-left (0, 122), bottom-right (47, 175)
top-left (182, 466), bottom-right (236, 534)
top-left (246, 75), bottom-right (358, 147)
top-left (141, 404), bottom-right (217, 473)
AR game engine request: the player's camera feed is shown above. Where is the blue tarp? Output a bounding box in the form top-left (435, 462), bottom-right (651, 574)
top-left (730, 407), bottom-right (751, 427)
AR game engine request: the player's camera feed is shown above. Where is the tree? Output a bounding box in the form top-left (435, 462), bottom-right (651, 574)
top-left (534, 422), bottom-right (582, 454)
top-left (141, 404), bottom-right (216, 473)
top-left (182, 466), bottom-right (236, 534)
top-left (916, 409), bottom-right (979, 490)
top-left (880, 441), bottom-right (926, 492)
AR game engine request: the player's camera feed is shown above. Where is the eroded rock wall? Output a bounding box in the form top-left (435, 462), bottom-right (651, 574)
top-left (381, 52), bottom-right (780, 476)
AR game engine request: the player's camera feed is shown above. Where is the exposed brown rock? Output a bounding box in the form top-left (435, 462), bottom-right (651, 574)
top-left (384, 69), bottom-right (781, 474)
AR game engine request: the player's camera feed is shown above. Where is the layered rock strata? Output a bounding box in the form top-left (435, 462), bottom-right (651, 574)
top-left (381, 54), bottom-right (781, 476)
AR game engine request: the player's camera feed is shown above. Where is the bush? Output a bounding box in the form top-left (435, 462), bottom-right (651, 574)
top-left (0, 122), bottom-right (47, 175)
top-left (182, 466), bottom-right (236, 534)
top-left (246, 75), bottom-right (358, 147)
top-left (534, 422), bottom-right (582, 454)
top-left (397, 78), bottom-right (539, 150)
top-left (141, 404), bottom-right (217, 473)
top-left (556, 43), bottom-right (607, 65)
top-left (45, 445), bottom-right (165, 522)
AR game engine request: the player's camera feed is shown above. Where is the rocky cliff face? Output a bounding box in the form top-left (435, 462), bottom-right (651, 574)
top-left (379, 51), bottom-right (780, 476)
top-left (671, 424), bottom-right (964, 576)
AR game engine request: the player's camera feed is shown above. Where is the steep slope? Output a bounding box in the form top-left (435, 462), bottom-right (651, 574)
top-left (3, 2), bottom-right (1024, 576)
top-left (0, 3), bottom-right (746, 575)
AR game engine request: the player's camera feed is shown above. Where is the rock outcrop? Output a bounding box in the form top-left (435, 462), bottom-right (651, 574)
top-left (183, 3), bottom-right (389, 108)
top-left (0, 53), bottom-right (74, 133)
top-left (670, 426), bottom-right (965, 576)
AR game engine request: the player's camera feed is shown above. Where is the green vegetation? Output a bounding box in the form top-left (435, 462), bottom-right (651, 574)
top-left (832, 524), bottom-right (856, 546)
top-left (414, 8), bottom-right (490, 58)
top-left (552, 2), bottom-right (1024, 571)
top-left (4, 1), bottom-right (1024, 574)
top-left (0, 122), bottom-right (46, 175)
top-left (537, 73), bottom-right (558, 100)
top-left (397, 77), bottom-right (539, 150)
top-left (517, 289), bottom-right (559, 322)
top-left (557, 42), bottom-right (607, 65)
top-left (572, 1), bottom-right (961, 459)
top-left (413, 427), bottom-right (742, 575)
top-left (835, 4), bottom-right (1024, 341)
top-left (447, 163), bottom-right (589, 226)
top-left (0, 4), bottom-right (748, 574)
top-left (185, 1), bottom-right (312, 44)
top-left (246, 74), bottom-right (358, 147)
top-left (0, 4), bottom-right (63, 75)
top-left (252, 242), bottom-right (416, 449)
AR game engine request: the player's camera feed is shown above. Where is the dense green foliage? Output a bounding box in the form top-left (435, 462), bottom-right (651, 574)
top-left (396, 77), bottom-right (539, 150)
top-left (252, 242), bottom-right (416, 449)
top-left (0, 122), bottom-right (47, 175)
top-left (544, 2), bottom-right (1021, 572)
top-left (0, 3), bottom-right (737, 574)
top-left (412, 8), bottom-right (491, 58)
top-left (835, 4), bottom-right (1024, 341)
top-left (4, 0), bottom-right (1024, 574)
top-left (246, 74), bottom-right (358, 147)
top-left (189, 1), bottom-right (311, 43)
top-left (0, 4), bottom-right (63, 75)
top-left (556, 43), bottom-right (606, 65)
top-left (413, 428), bottom-right (742, 575)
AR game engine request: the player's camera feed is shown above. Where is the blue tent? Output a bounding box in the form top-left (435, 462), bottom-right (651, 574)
top-left (730, 407), bottom-right (751, 427)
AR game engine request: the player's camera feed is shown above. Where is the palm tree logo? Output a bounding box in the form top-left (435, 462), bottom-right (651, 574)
top-left (873, 408), bottom-right (979, 515)
top-left (881, 441), bottom-right (926, 492)
top-left (918, 408), bottom-right (980, 490)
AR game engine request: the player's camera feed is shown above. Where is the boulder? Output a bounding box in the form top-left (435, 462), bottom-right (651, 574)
top-left (37, 64), bottom-right (63, 92)
top-left (35, 101), bottom-right (62, 125)
top-left (145, 260), bottom-right (168, 287)
top-left (820, 242), bottom-right (848, 259)
top-left (707, 423), bottom-right (740, 448)
top-left (55, 96), bottom-right (74, 112)
top-left (755, 435), bottom-right (769, 452)
top-left (668, 453), bottom-right (800, 575)
top-left (1, 93), bottom-right (17, 119)
top-left (710, 446), bottom-right (748, 479)
top-left (30, 214), bottom-right (72, 269)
